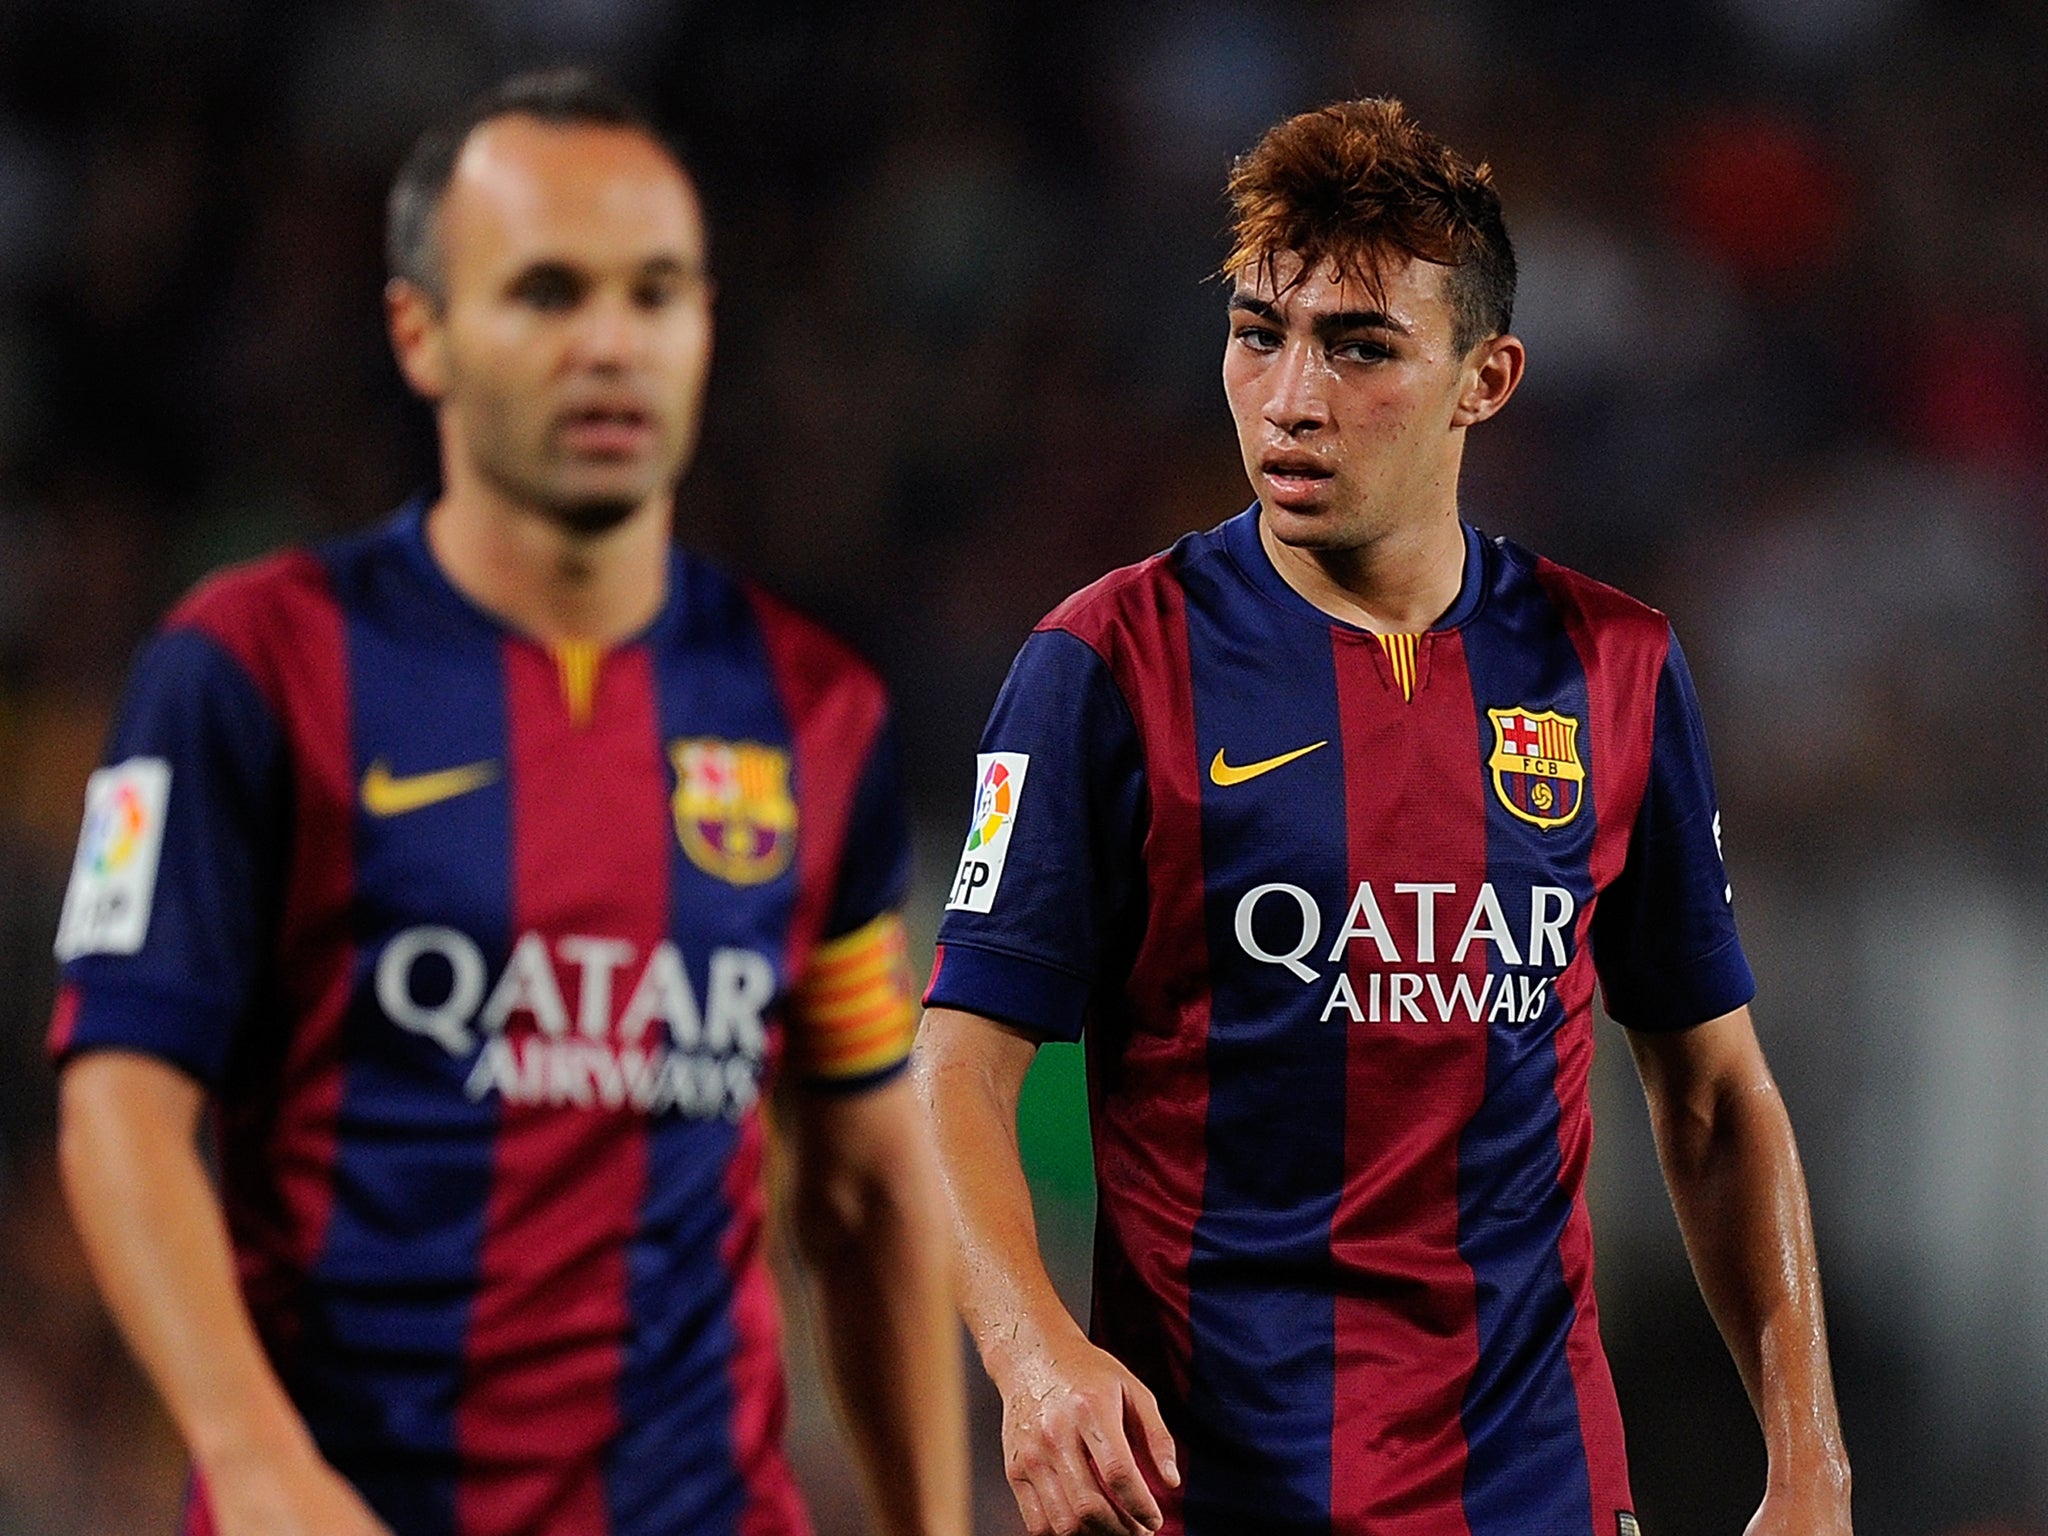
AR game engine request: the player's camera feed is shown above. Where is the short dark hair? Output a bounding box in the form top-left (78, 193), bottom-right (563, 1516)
top-left (1225, 98), bottom-right (1515, 354)
top-left (385, 67), bottom-right (685, 301)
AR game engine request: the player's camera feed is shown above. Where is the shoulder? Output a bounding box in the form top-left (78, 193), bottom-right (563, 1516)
top-left (159, 545), bottom-right (340, 699)
top-left (1492, 534), bottom-right (1673, 656)
top-left (165, 546), bottom-right (333, 644)
top-left (1036, 539), bottom-right (1197, 664)
top-left (723, 573), bottom-right (889, 733)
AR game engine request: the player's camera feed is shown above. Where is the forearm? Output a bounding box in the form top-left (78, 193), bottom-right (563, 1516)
top-left (57, 1054), bottom-right (316, 1477)
top-left (796, 1164), bottom-right (969, 1536)
top-left (1651, 1063), bottom-right (1848, 1492)
top-left (915, 1012), bottom-right (1086, 1393)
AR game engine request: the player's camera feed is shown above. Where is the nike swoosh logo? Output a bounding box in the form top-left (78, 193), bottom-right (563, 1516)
top-left (1209, 740), bottom-right (1328, 787)
top-left (360, 758), bottom-right (500, 817)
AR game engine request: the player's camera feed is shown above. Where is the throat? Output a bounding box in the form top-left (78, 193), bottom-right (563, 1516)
top-left (1258, 511), bottom-right (1465, 634)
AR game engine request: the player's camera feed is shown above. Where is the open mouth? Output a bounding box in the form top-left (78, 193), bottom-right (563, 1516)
top-left (559, 405), bottom-right (654, 456)
top-left (1261, 455), bottom-right (1334, 502)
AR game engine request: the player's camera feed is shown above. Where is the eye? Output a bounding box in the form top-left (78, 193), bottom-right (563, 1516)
top-left (1332, 338), bottom-right (1393, 363)
top-left (1232, 323), bottom-right (1281, 353)
top-left (632, 274), bottom-right (681, 311)
top-left (511, 266), bottom-right (585, 312)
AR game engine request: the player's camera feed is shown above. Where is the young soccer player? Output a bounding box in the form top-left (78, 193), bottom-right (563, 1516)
top-left (921, 98), bottom-right (1851, 1536)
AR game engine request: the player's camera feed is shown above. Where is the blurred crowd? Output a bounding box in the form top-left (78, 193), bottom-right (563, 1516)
top-left (2, 1), bottom-right (2047, 1532)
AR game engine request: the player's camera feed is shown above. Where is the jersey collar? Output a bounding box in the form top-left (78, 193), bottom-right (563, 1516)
top-left (1222, 503), bottom-right (1489, 633)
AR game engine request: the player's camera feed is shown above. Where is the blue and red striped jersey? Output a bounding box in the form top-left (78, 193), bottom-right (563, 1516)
top-left (926, 507), bottom-right (1753, 1536)
top-left (49, 503), bottom-right (919, 1536)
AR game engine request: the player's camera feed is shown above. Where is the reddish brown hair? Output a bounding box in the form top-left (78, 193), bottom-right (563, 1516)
top-left (1225, 98), bottom-right (1515, 353)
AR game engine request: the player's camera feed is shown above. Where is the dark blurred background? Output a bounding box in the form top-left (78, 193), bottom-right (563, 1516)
top-left (2, 1), bottom-right (2046, 1532)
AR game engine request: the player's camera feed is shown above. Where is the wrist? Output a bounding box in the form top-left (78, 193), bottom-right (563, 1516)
top-left (188, 1391), bottom-right (319, 1484)
top-left (974, 1302), bottom-right (1088, 1396)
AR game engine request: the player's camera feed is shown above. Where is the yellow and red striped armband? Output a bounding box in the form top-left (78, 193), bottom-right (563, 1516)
top-left (785, 911), bottom-right (918, 1086)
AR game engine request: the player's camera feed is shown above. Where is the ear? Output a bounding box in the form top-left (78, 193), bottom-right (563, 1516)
top-left (386, 277), bottom-right (451, 402)
top-left (1450, 332), bottom-right (1525, 428)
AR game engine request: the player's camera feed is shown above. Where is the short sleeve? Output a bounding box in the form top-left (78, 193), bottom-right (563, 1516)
top-left (820, 719), bottom-right (911, 942)
top-left (48, 627), bottom-right (288, 1085)
top-left (1591, 631), bottom-right (1756, 1031)
top-left (782, 721), bottom-right (917, 1093)
top-left (923, 628), bottom-right (1147, 1042)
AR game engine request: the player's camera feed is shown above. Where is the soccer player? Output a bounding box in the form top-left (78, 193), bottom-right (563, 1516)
top-left (49, 70), bottom-right (968, 1536)
top-left (919, 100), bottom-right (1851, 1536)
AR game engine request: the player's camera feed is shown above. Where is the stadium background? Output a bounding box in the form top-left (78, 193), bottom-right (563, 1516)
top-left (0, 0), bottom-right (2043, 1531)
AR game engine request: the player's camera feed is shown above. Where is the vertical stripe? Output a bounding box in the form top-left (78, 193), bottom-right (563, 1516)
top-left (1541, 563), bottom-right (1671, 1522)
top-left (171, 554), bottom-right (401, 1529)
top-left (1181, 590), bottom-right (1348, 1534)
top-left (747, 586), bottom-right (887, 978)
top-left (1455, 574), bottom-right (1600, 1535)
top-left (287, 575), bottom-right (500, 1536)
top-left (1328, 629), bottom-right (1486, 1533)
top-left (1057, 565), bottom-right (1208, 1536)
top-left (454, 640), bottom-right (658, 1536)
top-left (608, 567), bottom-right (816, 1536)
top-left (179, 556), bottom-right (357, 1369)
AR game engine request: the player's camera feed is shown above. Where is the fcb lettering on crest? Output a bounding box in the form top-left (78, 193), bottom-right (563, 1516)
top-left (669, 738), bottom-right (797, 885)
top-left (1486, 707), bottom-right (1586, 830)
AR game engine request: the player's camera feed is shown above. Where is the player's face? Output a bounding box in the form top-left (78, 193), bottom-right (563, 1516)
top-left (411, 116), bottom-right (713, 533)
top-left (1222, 250), bottom-right (1517, 555)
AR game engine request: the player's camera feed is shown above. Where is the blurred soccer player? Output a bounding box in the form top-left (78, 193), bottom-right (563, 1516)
top-left (920, 99), bottom-right (1851, 1536)
top-left (50, 69), bottom-right (967, 1536)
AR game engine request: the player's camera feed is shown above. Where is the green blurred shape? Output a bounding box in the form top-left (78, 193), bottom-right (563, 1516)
top-left (1016, 1040), bottom-right (1095, 1205)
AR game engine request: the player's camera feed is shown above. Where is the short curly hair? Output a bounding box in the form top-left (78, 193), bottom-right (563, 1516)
top-left (1225, 99), bottom-right (1515, 354)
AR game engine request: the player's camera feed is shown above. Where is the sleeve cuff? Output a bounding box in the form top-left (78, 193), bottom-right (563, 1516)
top-left (1600, 935), bottom-right (1757, 1033)
top-left (47, 981), bottom-right (232, 1087)
top-left (922, 941), bottom-right (1091, 1043)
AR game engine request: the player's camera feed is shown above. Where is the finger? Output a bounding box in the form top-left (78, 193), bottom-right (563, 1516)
top-left (1079, 1414), bottom-right (1163, 1532)
top-left (1009, 1472), bottom-right (1051, 1536)
top-left (1122, 1375), bottom-right (1180, 1490)
top-left (1046, 1434), bottom-right (1145, 1536)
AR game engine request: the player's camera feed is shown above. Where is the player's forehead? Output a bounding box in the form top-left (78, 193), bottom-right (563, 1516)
top-left (438, 115), bottom-right (705, 282)
top-left (1229, 247), bottom-right (1452, 334)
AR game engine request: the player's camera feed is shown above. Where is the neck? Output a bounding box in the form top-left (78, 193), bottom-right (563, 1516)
top-left (425, 479), bottom-right (673, 645)
top-left (1258, 508), bottom-right (1467, 633)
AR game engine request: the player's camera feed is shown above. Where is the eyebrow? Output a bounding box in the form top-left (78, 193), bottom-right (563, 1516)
top-left (1227, 289), bottom-right (1410, 339)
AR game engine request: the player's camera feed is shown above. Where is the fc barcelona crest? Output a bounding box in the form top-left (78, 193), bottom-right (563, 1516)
top-left (1486, 707), bottom-right (1586, 830)
top-left (669, 739), bottom-right (797, 885)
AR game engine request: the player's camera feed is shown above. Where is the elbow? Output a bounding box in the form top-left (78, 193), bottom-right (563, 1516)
top-left (787, 1162), bottom-right (898, 1269)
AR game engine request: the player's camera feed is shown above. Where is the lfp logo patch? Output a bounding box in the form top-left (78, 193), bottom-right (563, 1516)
top-left (669, 739), bottom-right (797, 886)
top-left (56, 757), bottom-right (172, 960)
top-left (1486, 707), bottom-right (1586, 830)
top-left (947, 753), bottom-right (1029, 912)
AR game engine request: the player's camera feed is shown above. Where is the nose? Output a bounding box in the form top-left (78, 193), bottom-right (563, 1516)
top-left (1265, 340), bottom-right (1330, 436)
top-left (566, 290), bottom-right (643, 373)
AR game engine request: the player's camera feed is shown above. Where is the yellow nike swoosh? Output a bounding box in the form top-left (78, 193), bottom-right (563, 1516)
top-left (1209, 740), bottom-right (1329, 787)
top-left (360, 758), bottom-right (500, 817)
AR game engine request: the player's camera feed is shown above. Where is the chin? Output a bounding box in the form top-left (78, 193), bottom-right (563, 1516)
top-left (545, 495), bottom-right (646, 537)
top-left (1263, 503), bottom-right (1356, 549)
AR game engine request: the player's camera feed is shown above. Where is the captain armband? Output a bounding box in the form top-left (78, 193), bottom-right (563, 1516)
top-left (785, 911), bottom-right (918, 1087)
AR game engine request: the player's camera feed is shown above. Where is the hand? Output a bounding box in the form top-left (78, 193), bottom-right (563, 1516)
top-left (1743, 1481), bottom-right (1851, 1536)
top-left (199, 1443), bottom-right (395, 1536)
top-left (995, 1330), bottom-right (1180, 1536)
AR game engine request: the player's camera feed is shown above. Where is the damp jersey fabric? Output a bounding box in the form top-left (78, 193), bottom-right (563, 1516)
top-left (926, 507), bottom-right (1754, 1536)
top-left (49, 502), bottom-right (919, 1536)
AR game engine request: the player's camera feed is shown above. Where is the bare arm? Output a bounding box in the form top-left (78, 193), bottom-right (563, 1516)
top-left (1627, 1006), bottom-right (1851, 1534)
top-left (916, 1006), bottom-right (1177, 1536)
top-left (777, 1070), bottom-right (970, 1536)
top-left (56, 1051), bottom-right (390, 1536)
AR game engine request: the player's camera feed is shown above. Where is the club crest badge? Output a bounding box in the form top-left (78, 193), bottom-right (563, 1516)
top-left (669, 738), bottom-right (797, 885)
top-left (1486, 707), bottom-right (1586, 830)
